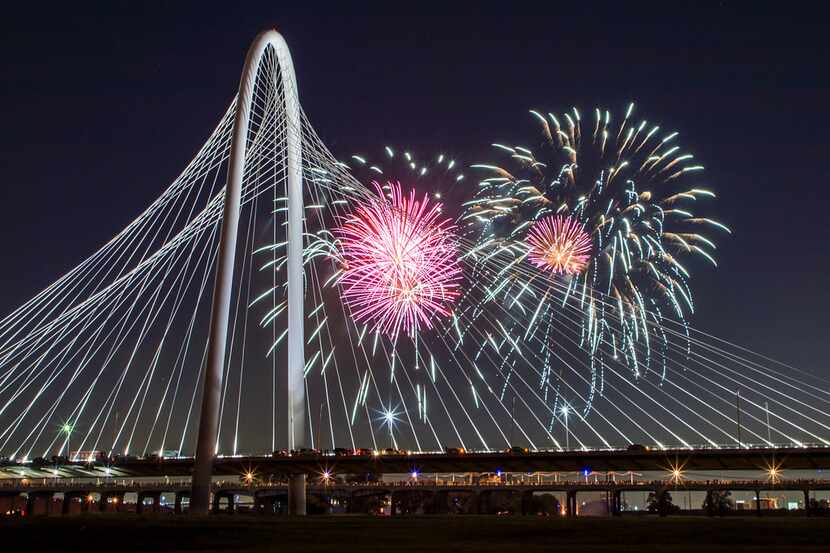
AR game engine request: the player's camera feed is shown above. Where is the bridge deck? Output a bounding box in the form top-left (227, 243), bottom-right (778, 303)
top-left (3, 446), bottom-right (829, 479)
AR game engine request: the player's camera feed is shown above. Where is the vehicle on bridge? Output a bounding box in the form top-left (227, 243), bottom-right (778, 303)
top-left (112, 454), bottom-right (139, 464)
top-left (70, 451), bottom-right (108, 463)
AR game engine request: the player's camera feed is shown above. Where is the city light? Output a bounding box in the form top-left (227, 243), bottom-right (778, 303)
top-left (383, 409), bottom-right (398, 426)
top-left (766, 464), bottom-right (782, 484)
top-left (60, 422), bottom-right (74, 461)
top-left (377, 405), bottom-right (402, 448)
top-left (321, 470), bottom-right (332, 482)
top-left (667, 460), bottom-right (687, 484)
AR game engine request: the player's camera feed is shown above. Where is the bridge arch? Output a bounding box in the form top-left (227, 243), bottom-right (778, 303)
top-left (191, 29), bottom-right (305, 515)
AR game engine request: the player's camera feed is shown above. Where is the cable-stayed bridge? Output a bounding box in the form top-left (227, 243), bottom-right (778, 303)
top-left (1, 29), bottom-right (829, 515)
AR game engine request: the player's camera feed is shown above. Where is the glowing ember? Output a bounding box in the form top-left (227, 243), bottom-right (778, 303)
top-left (335, 182), bottom-right (462, 338)
top-left (526, 215), bottom-right (592, 275)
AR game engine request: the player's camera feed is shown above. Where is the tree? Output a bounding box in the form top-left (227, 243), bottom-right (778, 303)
top-left (702, 490), bottom-right (734, 516)
top-left (527, 493), bottom-right (560, 515)
top-left (647, 491), bottom-right (681, 514)
top-left (394, 490), bottom-right (432, 515)
top-left (809, 498), bottom-right (829, 513)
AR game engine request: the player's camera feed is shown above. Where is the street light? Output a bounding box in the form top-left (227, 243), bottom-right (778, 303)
top-left (560, 404), bottom-right (570, 451)
top-left (61, 422), bottom-right (74, 461)
top-left (378, 405), bottom-right (400, 449)
top-left (668, 457), bottom-right (686, 485)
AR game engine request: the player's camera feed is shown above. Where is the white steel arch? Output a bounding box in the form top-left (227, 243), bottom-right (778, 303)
top-left (191, 29), bottom-right (305, 515)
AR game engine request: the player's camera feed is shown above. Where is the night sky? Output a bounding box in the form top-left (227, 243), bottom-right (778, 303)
top-left (1, 4), bottom-right (828, 375)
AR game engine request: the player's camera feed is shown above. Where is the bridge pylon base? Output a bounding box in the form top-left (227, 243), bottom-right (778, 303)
top-left (288, 474), bottom-right (307, 516)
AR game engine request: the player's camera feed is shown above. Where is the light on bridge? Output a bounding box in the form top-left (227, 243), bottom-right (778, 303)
top-left (667, 460), bottom-right (686, 484)
top-left (766, 463), bottom-right (782, 484)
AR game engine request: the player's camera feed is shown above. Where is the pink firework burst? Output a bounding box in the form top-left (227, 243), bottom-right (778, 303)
top-left (335, 182), bottom-right (462, 339)
top-left (526, 215), bottom-right (593, 275)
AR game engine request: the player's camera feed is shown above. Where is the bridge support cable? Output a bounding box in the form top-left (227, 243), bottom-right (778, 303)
top-left (490, 256), bottom-right (824, 443)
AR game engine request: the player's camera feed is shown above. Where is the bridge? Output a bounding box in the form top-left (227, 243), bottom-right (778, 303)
top-left (1, 27), bottom-right (830, 520)
top-left (4, 446), bottom-right (830, 478)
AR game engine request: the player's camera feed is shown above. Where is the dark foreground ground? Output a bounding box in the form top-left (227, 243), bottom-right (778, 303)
top-left (3, 515), bottom-right (829, 553)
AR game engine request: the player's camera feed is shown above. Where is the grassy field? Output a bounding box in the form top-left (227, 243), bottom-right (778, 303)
top-left (2, 515), bottom-right (829, 552)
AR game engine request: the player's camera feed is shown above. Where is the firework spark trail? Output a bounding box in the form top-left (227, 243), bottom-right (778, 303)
top-left (326, 137), bottom-right (740, 448)
top-left (334, 182), bottom-right (462, 340)
top-left (462, 102), bottom-right (730, 411)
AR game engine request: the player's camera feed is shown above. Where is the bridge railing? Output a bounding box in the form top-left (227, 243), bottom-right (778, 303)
top-left (3, 477), bottom-right (830, 493)
top-left (4, 443), bottom-right (829, 471)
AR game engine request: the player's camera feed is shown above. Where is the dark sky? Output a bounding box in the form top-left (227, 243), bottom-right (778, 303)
top-left (1, 3), bottom-right (828, 374)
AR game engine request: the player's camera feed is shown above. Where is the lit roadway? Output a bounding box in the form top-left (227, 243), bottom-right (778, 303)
top-left (4, 446), bottom-right (830, 479)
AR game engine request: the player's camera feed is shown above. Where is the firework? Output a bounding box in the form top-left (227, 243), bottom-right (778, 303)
top-left (464, 103), bottom-right (729, 409)
top-left (335, 182), bottom-right (462, 339)
top-left (526, 215), bottom-right (593, 275)
top-left (344, 147), bottom-right (466, 219)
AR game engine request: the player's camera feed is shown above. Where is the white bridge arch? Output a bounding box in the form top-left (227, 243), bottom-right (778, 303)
top-left (192, 29), bottom-right (306, 515)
